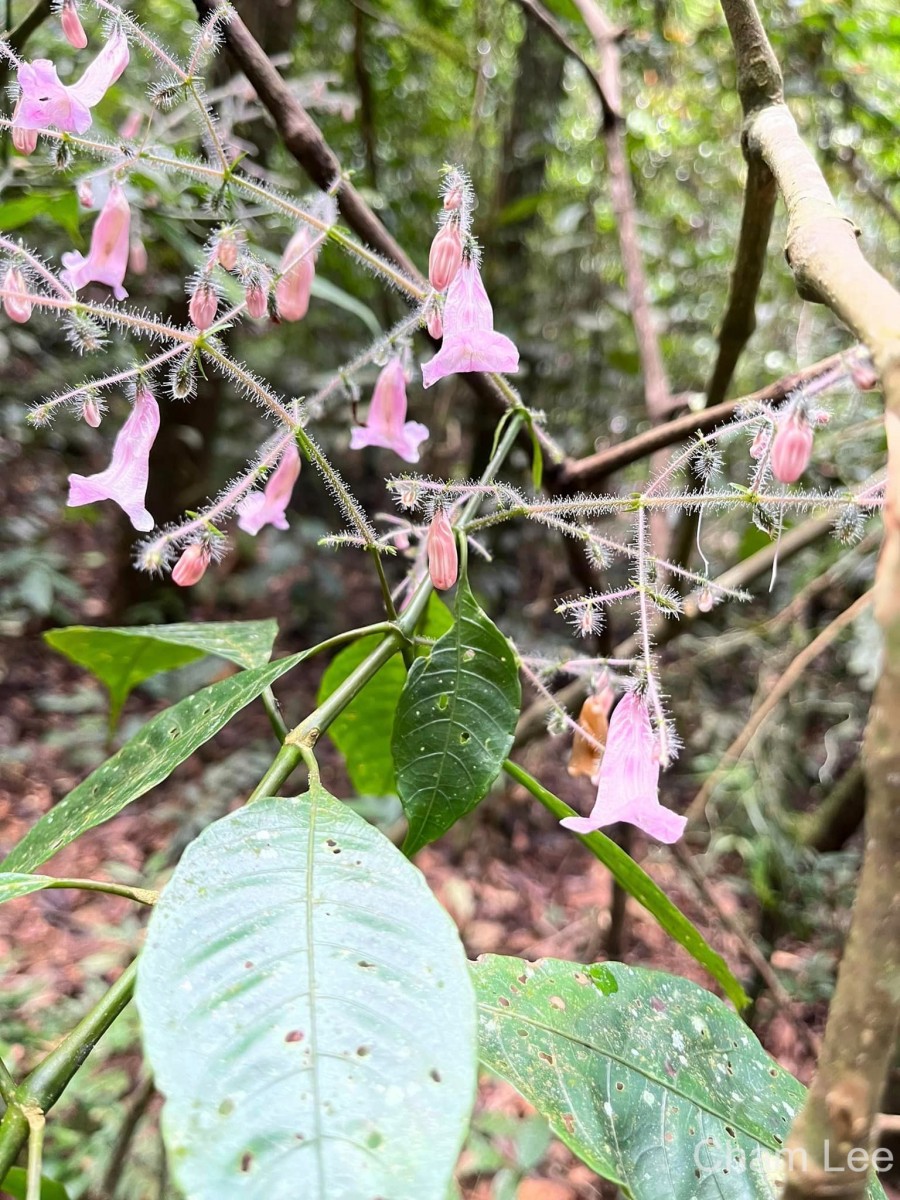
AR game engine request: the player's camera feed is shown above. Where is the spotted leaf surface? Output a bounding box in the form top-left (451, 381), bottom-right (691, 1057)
top-left (137, 788), bottom-right (477, 1200)
top-left (392, 580), bottom-right (521, 855)
top-left (473, 956), bottom-right (884, 1200)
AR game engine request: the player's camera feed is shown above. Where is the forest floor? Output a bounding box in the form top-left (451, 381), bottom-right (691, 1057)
top-left (0, 506), bottom-right (892, 1200)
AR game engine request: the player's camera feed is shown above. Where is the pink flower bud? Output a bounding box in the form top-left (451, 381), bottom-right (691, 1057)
top-left (698, 587), bottom-right (714, 614)
top-left (443, 186), bottom-right (463, 211)
top-left (749, 428), bottom-right (768, 460)
top-left (189, 281), bottom-right (218, 330)
top-left (245, 282), bottom-right (268, 319)
top-left (771, 412), bottom-right (814, 483)
top-left (849, 357), bottom-right (878, 391)
top-left (275, 228), bottom-right (315, 322)
top-left (11, 103), bottom-right (37, 155)
top-left (428, 222), bottom-right (463, 292)
top-left (119, 110), bottom-right (142, 140)
top-left (426, 306), bottom-right (443, 340)
top-left (129, 237), bottom-right (148, 275)
top-left (216, 232), bottom-right (238, 271)
top-left (427, 508), bottom-right (458, 591)
top-left (77, 179), bottom-right (94, 207)
top-left (61, 0), bottom-right (88, 50)
top-left (82, 395), bottom-right (102, 427)
top-left (172, 542), bottom-right (211, 587)
top-left (3, 267), bottom-right (33, 324)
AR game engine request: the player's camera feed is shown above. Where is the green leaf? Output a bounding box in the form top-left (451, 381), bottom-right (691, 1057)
top-left (136, 788), bottom-right (477, 1200)
top-left (310, 274), bottom-right (381, 337)
top-left (393, 581), bottom-right (521, 855)
top-left (0, 191), bottom-right (82, 240)
top-left (0, 654), bottom-right (302, 875)
top-left (503, 762), bottom-right (749, 1010)
top-left (473, 956), bottom-right (886, 1200)
top-left (0, 1168), bottom-right (70, 1200)
top-left (44, 620), bottom-right (279, 725)
top-left (318, 596), bottom-right (453, 796)
top-left (0, 873), bottom-right (62, 906)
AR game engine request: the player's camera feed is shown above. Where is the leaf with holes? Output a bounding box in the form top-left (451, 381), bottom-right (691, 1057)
top-left (136, 787), bottom-right (477, 1200)
top-left (0, 654), bottom-right (302, 874)
top-left (44, 619), bottom-right (278, 725)
top-left (392, 580), bottom-right (521, 855)
top-left (318, 595), bottom-right (453, 797)
top-left (473, 956), bottom-right (887, 1200)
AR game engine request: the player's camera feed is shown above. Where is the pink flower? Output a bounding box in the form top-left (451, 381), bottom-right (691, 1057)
top-left (172, 543), bottom-right (211, 587)
top-left (81, 395), bottom-right (102, 427)
top-left (189, 281), bottom-right (218, 330)
top-left (771, 412), bottom-right (814, 483)
top-left (67, 386), bottom-right (159, 531)
top-left (237, 442), bottom-right (301, 535)
top-left (560, 693), bottom-right (686, 844)
top-left (428, 222), bottom-right (462, 291)
top-left (422, 261), bottom-right (519, 388)
top-left (245, 282), bottom-right (268, 319)
top-left (13, 28), bottom-right (129, 136)
top-left (427, 509), bottom-right (458, 591)
top-left (61, 0), bottom-right (88, 50)
top-left (129, 237), bottom-right (148, 275)
top-left (349, 358), bottom-right (428, 463)
top-left (61, 183), bottom-right (131, 299)
top-left (3, 267), bottom-right (33, 324)
top-left (426, 306), bottom-right (443, 340)
top-left (11, 102), bottom-right (38, 154)
top-left (275, 229), bottom-right (315, 322)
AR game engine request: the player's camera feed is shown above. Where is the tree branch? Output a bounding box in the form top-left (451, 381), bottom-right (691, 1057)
top-left (720, 3), bottom-right (900, 1197)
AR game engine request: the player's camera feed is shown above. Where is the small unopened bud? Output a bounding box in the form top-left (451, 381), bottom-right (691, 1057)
top-left (189, 281), bottom-right (217, 330)
top-left (172, 542), bottom-right (211, 587)
top-left (12, 119), bottom-right (37, 157)
top-left (749, 428), bottom-right (768, 460)
top-left (129, 238), bottom-right (148, 275)
top-left (82, 395), bottom-right (102, 427)
top-left (61, 0), bottom-right (88, 49)
top-left (849, 359), bottom-right (878, 391)
top-left (771, 412), bottom-right (814, 483)
top-left (568, 689), bottom-right (613, 781)
top-left (119, 111), bottom-right (143, 140)
top-left (245, 282), bottom-right (268, 319)
top-left (428, 222), bottom-right (463, 292)
top-left (216, 232), bottom-right (239, 271)
top-left (426, 306), bottom-right (443, 340)
top-left (427, 508), bottom-right (458, 591)
top-left (77, 179), bottom-right (94, 207)
top-left (3, 267), bottom-right (32, 324)
top-left (443, 185), bottom-right (463, 211)
top-left (698, 587), bottom-right (714, 614)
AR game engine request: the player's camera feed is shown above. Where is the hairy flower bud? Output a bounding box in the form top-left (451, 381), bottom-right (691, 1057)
top-left (749, 427), bottom-right (768, 460)
top-left (427, 508), bottom-right (458, 591)
top-left (771, 412), bottom-right (814, 483)
top-left (428, 222), bottom-right (463, 292)
top-left (189, 281), bottom-right (218, 330)
top-left (129, 237), bottom-right (148, 275)
top-left (275, 228), bottom-right (315, 322)
top-left (443, 185), bottom-right (463, 211)
top-left (3, 267), bottom-right (33, 324)
top-left (77, 178), bottom-right (94, 207)
top-left (81, 394), bottom-right (102, 427)
top-left (426, 306), bottom-right (443, 340)
top-left (61, 0), bottom-right (88, 49)
top-left (697, 587), bottom-right (714, 614)
top-left (172, 542), bottom-right (211, 587)
top-left (245, 282), bottom-right (268, 319)
top-left (216, 231), bottom-right (239, 271)
top-left (11, 103), bottom-right (37, 155)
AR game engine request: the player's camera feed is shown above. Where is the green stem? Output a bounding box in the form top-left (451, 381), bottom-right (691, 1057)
top-left (39, 880), bottom-right (157, 905)
top-left (25, 1108), bottom-right (44, 1200)
top-left (0, 1061), bottom-right (15, 1108)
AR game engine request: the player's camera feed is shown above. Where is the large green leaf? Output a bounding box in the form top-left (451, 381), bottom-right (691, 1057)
top-left (318, 595), bottom-right (453, 797)
top-left (504, 761), bottom-right (748, 1010)
top-left (136, 788), bottom-right (477, 1200)
top-left (0, 654), bottom-right (302, 874)
top-left (0, 1167), bottom-right (70, 1200)
top-left (473, 956), bottom-right (886, 1200)
top-left (392, 581), bottom-right (521, 855)
top-left (44, 620), bottom-right (279, 725)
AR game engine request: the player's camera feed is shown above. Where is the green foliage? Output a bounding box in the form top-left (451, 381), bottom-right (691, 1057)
top-left (0, 192), bottom-right (82, 241)
top-left (505, 762), bottom-right (749, 1009)
top-left (392, 580), bottom-right (521, 855)
top-left (0, 654), bottom-right (302, 874)
top-left (44, 619), bottom-right (279, 726)
top-left (0, 874), bottom-right (70, 906)
top-left (473, 956), bottom-right (885, 1199)
top-left (318, 596), bottom-right (453, 796)
top-left (0, 1168), bottom-right (70, 1200)
top-left (136, 788), bottom-right (477, 1200)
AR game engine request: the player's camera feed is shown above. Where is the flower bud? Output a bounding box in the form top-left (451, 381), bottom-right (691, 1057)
top-left (427, 508), bottom-right (458, 591)
top-left (426, 306), bottom-right (443, 340)
top-left (245, 282), bottom-right (268, 319)
top-left (82, 395), bottom-right (102, 427)
top-left (443, 185), bottom-right (463, 211)
top-left (749, 428), bottom-right (767, 460)
top-left (119, 110), bottom-right (142, 140)
top-left (129, 237), bottom-right (148, 275)
top-left (216, 232), bottom-right (239, 271)
top-left (849, 357), bottom-right (878, 391)
top-left (568, 689), bottom-right (613, 781)
top-left (3, 267), bottom-right (32, 324)
top-left (61, 0), bottom-right (88, 50)
top-left (771, 412), bottom-right (814, 483)
top-left (428, 222), bottom-right (463, 292)
top-left (189, 281), bottom-right (217, 330)
top-left (11, 108), bottom-right (37, 156)
top-left (698, 587), bottom-right (714, 614)
top-left (172, 542), bottom-right (211, 587)
top-left (276, 229), bottom-right (314, 322)
top-left (77, 179), bottom-right (94, 207)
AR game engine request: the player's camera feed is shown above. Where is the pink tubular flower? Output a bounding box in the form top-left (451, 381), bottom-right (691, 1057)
top-left (237, 442), bottom-right (301, 535)
top-left (428, 222), bottom-right (463, 291)
top-left (61, 183), bottom-right (131, 299)
top-left (275, 229), bottom-right (314, 322)
top-left (560, 693), bottom-right (687, 844)
top-left (3, 268), bottom-right (33, 324)
top-left (67, 387), bottom-right (159, 531)
top-left (349, 358), bottom-right (429, 464)
top-left (13, 28), bottom-right (129, 136)
top-left (61, 0), bottom-right (88, 49)
top-left (172, 542), bottom-right (211, 587)
top-left (189, 282), bottom-right (218, 330)
top-left (427, 508), bottom-right (458, 591)
top-left (422, 261), bottom-right (519, 389)
top-left (771, 412), bottom-right (814, 483)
